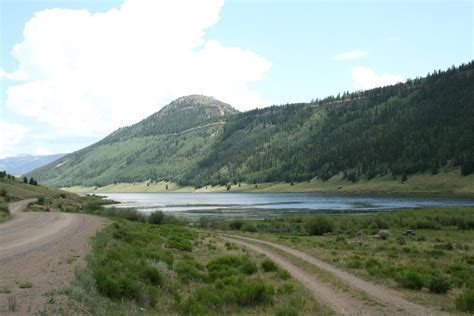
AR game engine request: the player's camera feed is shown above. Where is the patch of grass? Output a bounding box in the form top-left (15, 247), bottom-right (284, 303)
top-left (456, 288), bottom-right (474, 312)
top-left (0, 287), bottom-right (11, 294)
top-left (19, 282), bottom-right (33, 289)
top-left (180, 276), bottom-right (274, 314)
top-left (275, 306), bottom-right (299, 316)
top-left (261, 259), bottom-right (278, 272)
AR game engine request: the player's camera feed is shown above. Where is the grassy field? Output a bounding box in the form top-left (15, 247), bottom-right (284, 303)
top-left (3, 171), bottom-right (474, 314)
top-left (203, 207), bottom-right (474, 314)
top-left (65, 218), bottom-right (323, 315)
top-left (64, 169), bottom-right (474, 196)
top-left (1, 174), bottom-right (322, 315)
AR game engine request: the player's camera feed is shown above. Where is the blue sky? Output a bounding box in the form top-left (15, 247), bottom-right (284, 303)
top-left (0, 0), bottom-right (472, 158)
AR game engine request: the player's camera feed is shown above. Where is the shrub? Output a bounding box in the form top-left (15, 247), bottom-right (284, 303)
top-left (148, 211), bottom-right (165, 224)
top-left (235, 281), bottom-right (274, 306)
top-left (448, 264), bottom-right (471, 287)
top-left (175, 262), bottom-right (207, 283)
top-left (456, 288), bottom-right (474, 312)
top-left (396, 269), bottom-right (424, 290)
top-left (304, 215), bottom-right (334, 235)
top-left (229, 220), bottom-right (244, 230)
top-left (241, 222), bottom-right (257, 232)
top-left (37, 196), bottom-right (45, 205)
top-left (365, 258), bottom-right (384, 276)
top-left (347, 256), bottom-right (363, 269)
top-left (240, 259), bottom-right (258, 275)
top-left (261, 259), bottom-right (278, 272)
top-left (166, 235), bottom-right (192, 251)
top-left (277, 270), bottom-right (291, 280)
top-left (181, 279), bottom-right (274, 313)
top-left (141, 266), bottom-right (163, 286)
top-left (428, 276), bottom-right (450, 294)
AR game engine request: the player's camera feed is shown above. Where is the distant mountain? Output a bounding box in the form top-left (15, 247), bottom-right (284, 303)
top-left (0, 153), bottom-right (65, 175)
top-left (30, 62), bottom-right (474, 188)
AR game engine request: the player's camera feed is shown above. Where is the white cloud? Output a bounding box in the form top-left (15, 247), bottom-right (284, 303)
top-left (332, 50), bottom-right (367, 61)
top-left (34, 147), bottom-right (54, 156)
top-left (4, 0), bottom-right (272, 138)
top-left (0, 120), bottom-right (29, 158)
top-left (351, 66), bottom-right (404, 90)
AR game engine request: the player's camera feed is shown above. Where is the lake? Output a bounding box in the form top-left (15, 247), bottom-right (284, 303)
top-left (100, 193), bottom-right (474, 221)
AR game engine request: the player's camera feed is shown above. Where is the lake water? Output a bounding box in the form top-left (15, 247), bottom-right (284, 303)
top-left (101, 193), bottom-right (474, 221)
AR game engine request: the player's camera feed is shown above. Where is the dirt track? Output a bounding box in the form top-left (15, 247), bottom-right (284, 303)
top-left (222, 235), bottom-right (443, 316)
top-left (0, 199), bottom-right (106, 315)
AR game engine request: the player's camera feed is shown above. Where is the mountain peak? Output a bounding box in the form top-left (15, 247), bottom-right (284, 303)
top-left (161, 95), bottom-right (239, 117)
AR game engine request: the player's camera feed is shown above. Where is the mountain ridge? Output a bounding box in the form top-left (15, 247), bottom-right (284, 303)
top-left (0, 153), bottom-right (66, 175)
top-left (29, 62), bottom-right (474, 189)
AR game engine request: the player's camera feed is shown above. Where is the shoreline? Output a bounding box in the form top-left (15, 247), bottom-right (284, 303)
top-left (61, 170), bottom-right (474, 198)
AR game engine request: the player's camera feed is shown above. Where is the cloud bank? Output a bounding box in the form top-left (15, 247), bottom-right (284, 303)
top-left (2, 0), bottom-right (272, 155)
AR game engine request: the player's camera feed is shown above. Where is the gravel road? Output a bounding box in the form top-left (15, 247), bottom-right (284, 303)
top-left (0, 199), bottom-right (106, 314)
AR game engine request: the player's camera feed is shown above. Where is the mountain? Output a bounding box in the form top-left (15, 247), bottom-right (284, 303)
top-left (28, 95), bottom-right (239, 187)
top-left (0, 153), bottom-right (65, 175)
top-left (30, 62), bottom-right (474, 188)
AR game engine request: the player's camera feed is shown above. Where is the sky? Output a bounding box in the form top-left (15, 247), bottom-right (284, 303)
top-left (0, 0), bottom-right (472, 158)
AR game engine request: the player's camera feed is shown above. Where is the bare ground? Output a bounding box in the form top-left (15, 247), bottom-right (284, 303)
top-left (0, 200), bottom-right (106, 315)
top-left (222, 235), bottom-right (444, 316)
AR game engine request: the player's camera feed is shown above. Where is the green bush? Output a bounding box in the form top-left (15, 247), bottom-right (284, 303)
top-left (181, 277), bottom-right (274, 314)
top-left (166, 235), bottom-right (193, 251)
top-left (141, 266), bottom-right (163, 286)
top-left (229, 220), bottom-right (244, 230)
top-left (235, 280), bottom-right (274, 306)
top-left (241, 222), bottom-right (257, 232)
top-left (148, 211), bottom-right (165, 224)
top-left (261, 259), bottom-right (278, 272)
top-left (277, 270), bottom-right (291, 280)
top-left (304, 215), bottom-right (334, 235)
top-left (207, 255), bottom-right (257, 280)
top-left (240, 260), bottom-right (258, 275)
top-left (428, 276), bottom-right (450, 294)
top-left (347, 256), bottom-right (363, 269)
top-left (396, 269), bottom-right (424, 290)
top-left (456, 288), bottom-right (474, 312)
top-left (175, 262), bottom-right (207, 283)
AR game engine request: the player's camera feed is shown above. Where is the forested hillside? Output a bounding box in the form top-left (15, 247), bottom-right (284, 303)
top-left (29, 95), bottom-right (238, 187)
top-left (30, 62), bottom-right (474, 188)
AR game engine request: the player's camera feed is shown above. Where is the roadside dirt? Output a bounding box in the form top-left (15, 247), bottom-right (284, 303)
top-left (222, 235), bottom-right (444, 316)
top-left (0, 199), bottom-right (106, 315)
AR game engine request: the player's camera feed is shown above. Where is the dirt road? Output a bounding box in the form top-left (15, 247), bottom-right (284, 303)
top-left (222, 235), bottom-right (443, 316)
top-left (0, 199), bottom-right (106, 314)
